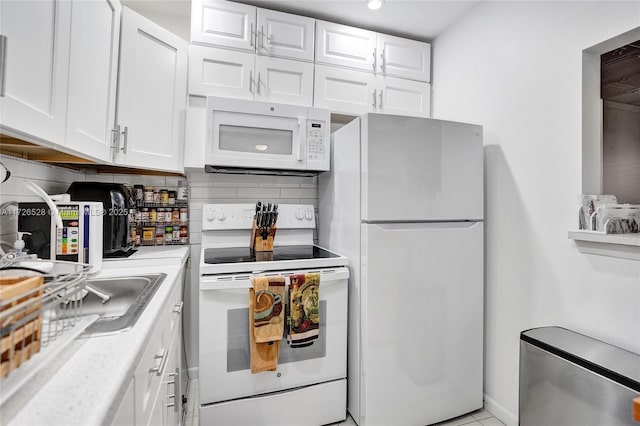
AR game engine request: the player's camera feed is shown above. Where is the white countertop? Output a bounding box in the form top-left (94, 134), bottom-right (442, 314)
top-left (4, 246), bottom-right (190, 426)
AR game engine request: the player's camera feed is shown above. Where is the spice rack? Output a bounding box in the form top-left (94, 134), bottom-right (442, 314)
top-left (128, 184), bottom-right (189, 247)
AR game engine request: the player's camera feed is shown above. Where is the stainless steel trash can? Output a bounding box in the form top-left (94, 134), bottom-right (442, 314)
top-left (519, 326), bottom-right (640, 426)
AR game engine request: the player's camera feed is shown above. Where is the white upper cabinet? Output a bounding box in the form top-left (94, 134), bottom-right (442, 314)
top-left (0, 0), bottom-right (71, 145)
top-left (378, 76), bottom-right (430, 117)
top-left (65, 0), bottom-right (121, 161)
top-left (115, 7), bottom-right (188, 173)
top-left (314, 65), bottom-right (430, 117)
top-left (315, 20), bottom-right (377, 72)
top-left (189, 45), bottom-right (313, 106)
top-left (315, 20), bottom-right (431, 82)
top-left (191, 0), bottom-right (256, 52)
top-left (377, 34), bottom-right (430, 82)
top-left (255, 55), bottom-right (314, 105)
top-left (256, 9), bottom-right (314, 61)
top-left (314, 65), bottom-right (376, 115)
top-left (189, 45), bottom-right (255, 100)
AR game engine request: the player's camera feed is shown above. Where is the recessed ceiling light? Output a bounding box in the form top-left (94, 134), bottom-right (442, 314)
top-left (255, 144), bottom-right (268, 151)
top-left (367, 0), bottom-right (383, 10)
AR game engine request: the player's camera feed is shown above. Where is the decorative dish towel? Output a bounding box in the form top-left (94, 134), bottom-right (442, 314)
top-left (287, 273), bottom-right (320, 348)
top-left (249, 276), bottom-right (285, 374)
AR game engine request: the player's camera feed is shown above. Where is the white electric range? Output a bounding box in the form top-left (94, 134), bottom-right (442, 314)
top-left (198, 203), bottom-right (349, 426)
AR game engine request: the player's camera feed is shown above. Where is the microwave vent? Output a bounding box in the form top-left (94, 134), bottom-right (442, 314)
top-left (204, 165), bottom-right (318, 177)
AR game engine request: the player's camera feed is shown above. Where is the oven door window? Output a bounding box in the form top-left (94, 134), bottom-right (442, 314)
top-left (227, 302), bottom-right (327, 373)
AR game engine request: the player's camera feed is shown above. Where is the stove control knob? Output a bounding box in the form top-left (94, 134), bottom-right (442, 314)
top-left (305, 210), bottom-right (313, 220)
top-left (217, 211), bottom-right (227, 221)
top-left (295, 209), bottom-right (304, 220)
top-left (206, 211), bottom-right (215, 222)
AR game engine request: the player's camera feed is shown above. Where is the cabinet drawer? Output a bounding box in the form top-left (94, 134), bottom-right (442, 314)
top-left (134, 303), bottom-right (172, 425)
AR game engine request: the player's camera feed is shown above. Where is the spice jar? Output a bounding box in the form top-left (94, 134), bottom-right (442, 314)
top-left (173, 226), bottom-right (180, 242)
top-left (172, 207), bottom-right (180, 223)
top-left (133, 185), bottom-right (144, 204)
top-left (144, 186), bottom-right (154, 203)
top-left (160, 189), bottom-right (169, 205)
top-left (180, 225), bottom-right (188, 244)
top-left (153, 189), bottom-right (161, 203)
top-left (142, 226), bottom-right (155, 244)
top-left (177, 180), bottom-right (188, 201)
top-left (168, 191), bottom-right (176, 205)
top-left (149, 207), bottom-right (158, 223)
top-left (165, 226), bottom-right (173, 243)
top-left (141, 207), bottom-right (150, 222)
top-left (180, 207), bottom-right (188, 222)
top-left (155, 227), bottom-right (164, 245)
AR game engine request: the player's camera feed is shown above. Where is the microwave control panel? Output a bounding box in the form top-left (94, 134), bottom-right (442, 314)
top-left (307, 121), bottom-right (326, 161)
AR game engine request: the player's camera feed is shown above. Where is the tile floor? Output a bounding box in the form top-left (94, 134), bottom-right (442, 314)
top-left (183, 379), bottom-right (505, 426)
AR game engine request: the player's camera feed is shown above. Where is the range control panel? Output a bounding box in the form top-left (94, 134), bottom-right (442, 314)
top-left (202, 204), bottom-right (315, 231)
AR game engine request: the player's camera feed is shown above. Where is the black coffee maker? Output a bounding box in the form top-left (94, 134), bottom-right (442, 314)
top-left (66, 182), bottom-right (136, 257)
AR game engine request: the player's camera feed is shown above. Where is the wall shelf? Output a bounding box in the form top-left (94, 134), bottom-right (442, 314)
top-left (568, 230), bottom-right (640, 260)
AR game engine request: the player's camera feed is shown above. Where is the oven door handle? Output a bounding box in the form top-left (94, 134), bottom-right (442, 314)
top-left (199, 268), bottom-right (349, 291)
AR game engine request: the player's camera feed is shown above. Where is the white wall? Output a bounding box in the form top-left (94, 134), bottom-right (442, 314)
top-left (431, 2), bottom-right (640, 424)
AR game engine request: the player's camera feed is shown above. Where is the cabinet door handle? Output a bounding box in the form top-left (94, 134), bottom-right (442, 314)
top-left (111, 124), bottom-right (121, 158)
top-left (257, 72), bottom-right (261, 95)
top-left (249, 70), bottom-right (253, 93)
top-left (372, 47), bottom-right (377, 72)
top-left (173, 301), bottom-right (183, 315)
top-left (380, 49), bottom-right (385, 72)
top-left (120, 126), bottom-right (128, 154)
top-left (168, 367), bottom-right (179, 412)
top-left (379, 90), bottom-right (383, 110)
top-left (372, 89), bottom-right (377, 110)
top-left (260, 25), bottom-right (265, 49)
top-left (250, 23), bottom-right (254, 47)
top-left (0, 35), bottom-right (7, 97)
top-left (149, 348), bottom-right (168, 376)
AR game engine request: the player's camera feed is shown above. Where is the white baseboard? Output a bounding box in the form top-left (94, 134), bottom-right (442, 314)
top-left (484, 394), bottom-right (518, 426)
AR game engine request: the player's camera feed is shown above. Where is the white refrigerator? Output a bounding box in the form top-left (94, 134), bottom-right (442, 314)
top-left (319, 113), bottom-right (484, 426)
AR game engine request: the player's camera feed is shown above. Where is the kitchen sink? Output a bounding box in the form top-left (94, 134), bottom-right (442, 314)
top-left (70, 273), bottom-right (167, 336)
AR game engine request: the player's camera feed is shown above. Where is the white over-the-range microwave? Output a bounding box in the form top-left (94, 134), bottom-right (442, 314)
top-left (205, 97), bottom-right (331, 173)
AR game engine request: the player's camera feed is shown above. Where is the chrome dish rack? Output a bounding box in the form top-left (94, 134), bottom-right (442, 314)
top-left (0, 257), bottom-right (93, 416)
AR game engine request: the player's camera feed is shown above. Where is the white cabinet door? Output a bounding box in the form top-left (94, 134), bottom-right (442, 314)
top-left (116, 7), bottom-right (187, 173)
top-left (191, 0), bottom-right (256, 52)
top-left (377, 34), bottom-right (431, 82)
top-left (164, 329), bottom-right (182, 426)
top-left (255, 56), bottom-right (314, 106)
top-left (0, 0), bottom-right (70, 145)
top-left (65, 0), bottom-right (120, 161)
top-left (188, 45), bottom-right (254, 99)
top-left (315, 21), bottom-right (376, 72)
top-left (257, 9), bottom-right (314, 61)
top-left (314, 64), bottom-right (376, 115)
top-left (378, 76), bottom-right (430, 118)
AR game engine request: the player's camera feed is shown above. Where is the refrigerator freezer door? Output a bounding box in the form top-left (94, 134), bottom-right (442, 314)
top-left (361, 114), bottom-right (483, 222)
top-left (357, 221), bottom-right (483, 426)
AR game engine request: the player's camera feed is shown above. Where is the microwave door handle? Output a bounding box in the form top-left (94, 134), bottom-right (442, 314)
top-left (296, 118), bottom-right (305, 161)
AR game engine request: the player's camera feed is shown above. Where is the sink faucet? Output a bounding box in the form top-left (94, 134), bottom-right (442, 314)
top-left (85, 284), bottom-right (111, 304)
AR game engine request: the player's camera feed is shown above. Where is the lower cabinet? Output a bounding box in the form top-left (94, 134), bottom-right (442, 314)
top-left (110, 275), bottom-right (184, 426)
top-left (314, 64), bottom-right (430, 117)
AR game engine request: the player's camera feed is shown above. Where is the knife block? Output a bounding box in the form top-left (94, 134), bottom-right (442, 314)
top-left (250, 218), bottom-right (276, 252)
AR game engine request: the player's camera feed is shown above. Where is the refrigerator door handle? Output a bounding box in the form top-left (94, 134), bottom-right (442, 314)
top-left (368, 221), bottom-right (482, 231)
